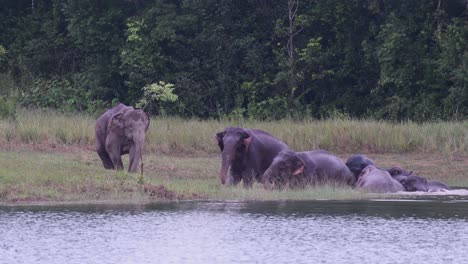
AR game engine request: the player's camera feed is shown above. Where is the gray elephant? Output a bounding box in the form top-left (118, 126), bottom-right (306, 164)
top-left (95, 103), bottom-right (150, 173)
top-left (386, 165), bottom-right (413, 182)
top-left (355, 165), bottom-right (404, 193)
top-left (400, 175), bottom-right (451, 192)
top-left (262, 149), bottom-right (355, 189)
top-left (215, 127), bottom-right (288, 187)
top-left (345, 154), bottom-right (375, 180)
top-left (346, 154), bottom-right (412, 182)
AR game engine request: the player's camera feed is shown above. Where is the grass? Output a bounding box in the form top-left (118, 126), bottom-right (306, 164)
top-left (0, 108), bottom-right (466, 204)
top-left (0, 149), bottom-right (466, 205)
top-left (0, 108), bottom-right (466, 154)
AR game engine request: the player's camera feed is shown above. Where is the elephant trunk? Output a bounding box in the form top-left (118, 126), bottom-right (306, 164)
top-left (220, 151), bottom-right (233, 185)
top-left (129, 132), bottom-right (145, 173)
top-left (262, 167), bottom-right (274, 189)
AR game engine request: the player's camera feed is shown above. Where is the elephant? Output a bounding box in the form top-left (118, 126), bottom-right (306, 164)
top-left (355, 165), bottom-right (405, 193)
top-left (95, 103), bottom-right (150, 173)
top-left (262, 149), bottom-right (356, 189)
top-left (215, 127), bottom-right (288, 187)
top-left (400, 175), bottom-right (451, 192)
top-left (345, 154), bottom-right (375, 181)
top-left (386, 165), bottom-right (413, 182)
top-left (346, 155), bottom-right (413, 182)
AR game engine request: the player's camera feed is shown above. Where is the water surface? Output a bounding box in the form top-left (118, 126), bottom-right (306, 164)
top-left (1, 200), bottom-right (468, 264)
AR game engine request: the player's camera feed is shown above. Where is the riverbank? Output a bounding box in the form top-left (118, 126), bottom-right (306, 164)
top-left (0, 109), bottom-right (466, 205)
top-left (1, 147), bottom-right (467, 205)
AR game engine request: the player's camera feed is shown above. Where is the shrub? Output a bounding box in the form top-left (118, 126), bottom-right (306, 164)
top-left (0, 96), bottom-right (17, 120)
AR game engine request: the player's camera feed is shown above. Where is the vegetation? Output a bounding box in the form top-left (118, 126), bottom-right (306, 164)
top-left (0, 1), bottom-right (466, 204)
top-left (0, 0), bottom-right (466, 121)
top-left (0, 109), bottom-right (466, 155)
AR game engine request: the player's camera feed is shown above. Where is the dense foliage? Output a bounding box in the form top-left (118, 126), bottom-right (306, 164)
top-left (0, 0), bottom-right (466, 121)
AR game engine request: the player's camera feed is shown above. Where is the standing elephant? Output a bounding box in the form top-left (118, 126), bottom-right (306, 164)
top-left (400, 175), bottom-right (451, 192)
top-left (95, 103), bottom-right (150, 173)
top-left (355, 165), bottom-right (404, 193)
top-left (215, 127), bottom-right (288, 187)
top-left (262, 149), bottom-right (355, 189)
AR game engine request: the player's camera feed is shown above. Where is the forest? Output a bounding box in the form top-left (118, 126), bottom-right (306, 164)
top-left (0, 0), bottom-right (466, 121)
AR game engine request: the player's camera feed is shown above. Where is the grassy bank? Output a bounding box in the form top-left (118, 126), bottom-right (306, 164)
top-left (0, 149), bottom-right (466, 204)
top-left (0, 108), bottom-right (466, 154)
top-left (0, 108), bottom-right (466, 204)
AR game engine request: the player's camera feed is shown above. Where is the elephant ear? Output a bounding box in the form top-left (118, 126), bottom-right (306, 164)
top-left (240, 130), bottom-right (252, 152)
top-left (292, 157), bottom-right (306, 176)
top-left (388, 167), bottom-right (402, 176)
top-left (214, 131), bottom-right (225, 151)
top-left (107, 112), bottom-right (125, 135)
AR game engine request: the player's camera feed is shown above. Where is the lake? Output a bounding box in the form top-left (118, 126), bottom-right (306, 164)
top-left (1, 200), bottom-right (468, 264)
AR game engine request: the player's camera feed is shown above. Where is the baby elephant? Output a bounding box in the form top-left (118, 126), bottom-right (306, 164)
top-left (262, 149), bottom-right (355, 189)
top-left (355, 165), bottom-right (404, 193)
top-left (400, 175), bottom-right (451, 192)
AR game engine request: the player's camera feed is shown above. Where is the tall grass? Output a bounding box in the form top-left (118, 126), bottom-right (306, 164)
top-left (0, 108), bottom-right (466, 154)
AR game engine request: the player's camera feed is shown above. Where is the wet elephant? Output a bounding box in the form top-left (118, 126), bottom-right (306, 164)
top-left (215, 127), bottom-right (288, 187)
top-left (355, 165), bottom-right (404, 193)
top-left (95, 103), bottom-right (150, 173)
top-left (262, 149), bottom-right (355, 189)
top-left (346, 155), bottom-right (412, 183)
top-left (386, 165), bottom-right (413, 182)
top-left (345, 154), bottom-right (375, 181)
top-left (400, 175), bottom-right (451, 192)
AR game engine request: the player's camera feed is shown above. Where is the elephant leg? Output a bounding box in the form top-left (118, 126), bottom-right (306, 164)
top-left (229, 175), bottom-right (242, 186)
top-left (128, 144), bottom-right (141, 173)
top-left (242, 172), bottom-right (255, 188)
top-left (228, 167), bottom-right (242, 186)
top-left (97, 148), bottom-right (114, 170)
top-left (110, 153), bottom-right (124, 171)
top-left (96, 137), bottom-right (114, 169)
top-left (106, 144), bottom-right (124, 171)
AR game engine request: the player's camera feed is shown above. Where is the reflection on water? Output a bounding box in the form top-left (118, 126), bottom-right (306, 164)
top-left (1, 200), bottom-right (468, 264)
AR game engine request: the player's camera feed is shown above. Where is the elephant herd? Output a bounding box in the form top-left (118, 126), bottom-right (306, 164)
top-left (95, 104), bottom-right (450, 193)
top-left (213, 127), bottom-right (450, 193)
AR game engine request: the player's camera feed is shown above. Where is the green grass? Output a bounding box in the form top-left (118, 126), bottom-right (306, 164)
top-left (0, 108), bottom-right (466, 154)
top-left (0, 150), bottom-right (466, 205)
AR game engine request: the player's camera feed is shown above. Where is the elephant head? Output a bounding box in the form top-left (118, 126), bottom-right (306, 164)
top-left (345, 154), bottom-right (375, 180)
top-left (106, 109), bottom-right (150, 173)
top-left (386, 165), bottom-right (413, 182)
top-left (214, 127), bottom-right (252, 185)
top-left (262, 150), bottom-right (307, 189)
top-left (400, 175), bottom-right (428, 192)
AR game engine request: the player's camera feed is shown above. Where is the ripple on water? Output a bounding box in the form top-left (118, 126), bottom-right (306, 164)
top-left (0, 201), bottom-right (467, 264)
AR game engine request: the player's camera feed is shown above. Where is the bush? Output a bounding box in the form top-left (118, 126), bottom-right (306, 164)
top-left (0, 96), bottom-right (17, 120)
top-left (19, 77), bottom-right (109, 114)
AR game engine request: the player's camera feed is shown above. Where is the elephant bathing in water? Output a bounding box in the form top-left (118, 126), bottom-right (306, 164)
top-left (95, 103), bottom-right (150, 173)
top-left (346, 154), bottom-right (412, 182)
top-left (345, 154), bottom-right (375, 181)
top-left (262, 150), bottom-right (355, 189)
top-left (355, 165), bottom-right (404, 193)
top-left (215, 127), bottom-right (288, 187)
top-left (401, 175), bottom-right (451, 192)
